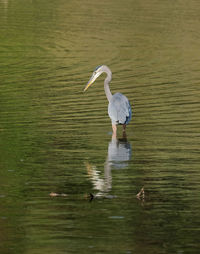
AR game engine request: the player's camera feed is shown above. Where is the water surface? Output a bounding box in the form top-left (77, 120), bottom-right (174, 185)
top-left (0, 0), bottom-right (200, 253)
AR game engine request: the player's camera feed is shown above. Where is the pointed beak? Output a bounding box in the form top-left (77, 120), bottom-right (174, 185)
top-left (83, 76), bottom-right (95, 92)
top-left (84, 71), bottom-right (101, 92)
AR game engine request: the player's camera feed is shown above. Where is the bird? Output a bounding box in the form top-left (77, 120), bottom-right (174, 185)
top-left (84, 65), bottom-right (132, 136)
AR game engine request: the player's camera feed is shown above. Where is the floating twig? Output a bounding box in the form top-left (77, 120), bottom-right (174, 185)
top-left (136, 187), bottom-right (145, 200)
top-left (49, 192), bottom-right (68, 197)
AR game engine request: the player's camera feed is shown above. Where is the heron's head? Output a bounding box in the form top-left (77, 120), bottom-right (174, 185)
top-left (84, 65), bottom-right (104, 92)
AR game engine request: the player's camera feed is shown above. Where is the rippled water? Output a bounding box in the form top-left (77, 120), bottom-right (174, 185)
top-left (1, 0), bottom-right (200, 253)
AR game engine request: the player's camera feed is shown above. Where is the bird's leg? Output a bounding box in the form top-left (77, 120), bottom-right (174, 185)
top-left (123, 124), bottom-right (126, 133)
top-left (112, 124), bottom-right (117, 138)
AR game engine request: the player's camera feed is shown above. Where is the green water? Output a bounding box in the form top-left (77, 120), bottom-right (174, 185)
top-left (1, 0), bottom-right (200, 253)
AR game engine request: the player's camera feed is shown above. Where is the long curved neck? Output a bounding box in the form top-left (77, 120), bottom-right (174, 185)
top-left (103, 66), bottom-right (112, 102)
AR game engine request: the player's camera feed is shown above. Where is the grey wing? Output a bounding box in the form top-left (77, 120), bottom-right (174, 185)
top-left (108, 93), bottom-right (132, 125)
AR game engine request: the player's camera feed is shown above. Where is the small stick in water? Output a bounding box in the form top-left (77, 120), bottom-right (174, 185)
top-left (49, 192), bottom-right (67, 197)
top-left (136, 187), bottom-right (145, 200)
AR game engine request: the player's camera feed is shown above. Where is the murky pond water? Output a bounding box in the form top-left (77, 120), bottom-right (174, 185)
top-left (1, 0), bottom-right (200, 253)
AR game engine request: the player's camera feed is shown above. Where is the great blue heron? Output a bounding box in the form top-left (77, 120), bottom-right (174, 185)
top-left (84, 65), bottom-right (132, 135)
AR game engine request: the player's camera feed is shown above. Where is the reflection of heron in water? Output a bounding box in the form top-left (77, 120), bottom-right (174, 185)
top-left (86, 134), bottom-right (132, 198)
top-left (84, 65), bottom-right (132, 137)
top-left (108, 133), bottom-right (132, 169)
